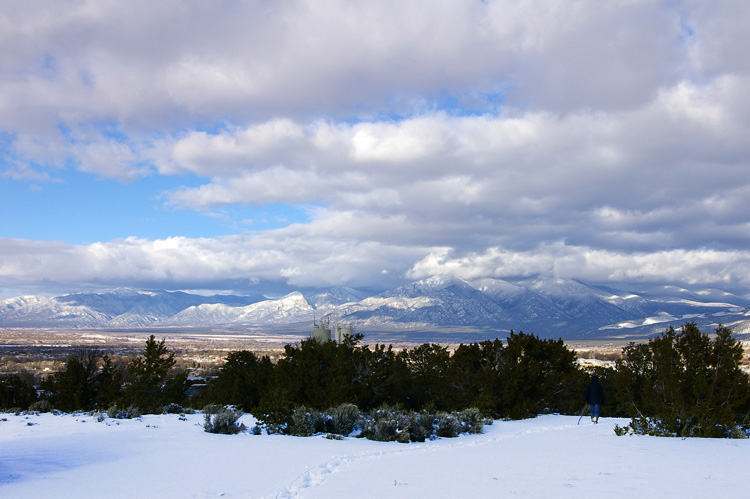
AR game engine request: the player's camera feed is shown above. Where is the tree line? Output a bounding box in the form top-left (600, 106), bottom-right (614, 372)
top-left (2, 324), bottom-right (749, 438)
top-left (0, 335), bottom-right (185, 414)
top-left (611, 323), bottom-right (750, 437)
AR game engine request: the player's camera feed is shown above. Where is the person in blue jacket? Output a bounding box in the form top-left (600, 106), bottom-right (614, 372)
top-left (584, 375), bottom-right (605, 423)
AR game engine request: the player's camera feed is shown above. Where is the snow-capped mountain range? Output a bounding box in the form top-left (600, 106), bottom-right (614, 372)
top-left (1, 275), bottom-right (748, 340)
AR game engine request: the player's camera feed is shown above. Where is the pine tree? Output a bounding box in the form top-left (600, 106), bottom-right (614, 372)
top-left (347, 343), bottom-right (407, 411)
top-left (444, 339), bottom-right (504, 413)
top-left (206, 350), bottom-right (272, 412)
top-left (95, 355), bottom-right (123, 408)
top-left (124, 335), bottom-right (176, 412)
top-left (498, 332), bottom-right (584, 418)
top-left (614, 323), bottom-right (750, 437)
top-left (0, 374), bottom-right (38, 410)
top-left (398, 343), bottom-right (451, 410)
top-left (46, 348), bottom-right (102, 411)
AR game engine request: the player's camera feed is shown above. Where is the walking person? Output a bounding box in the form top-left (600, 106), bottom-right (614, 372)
top-left (584, 375), bottom-right (605, 423)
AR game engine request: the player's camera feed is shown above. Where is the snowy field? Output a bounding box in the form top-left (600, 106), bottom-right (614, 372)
top-left (2, 412), bottom-right (748, 498)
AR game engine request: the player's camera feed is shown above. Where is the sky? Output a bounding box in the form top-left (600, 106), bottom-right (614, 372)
top-left (1, 0), bottom-right (749, 299)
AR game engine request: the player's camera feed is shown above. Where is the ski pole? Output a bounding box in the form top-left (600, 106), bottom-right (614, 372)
top-left (577, 403), bottom-right (588, 425)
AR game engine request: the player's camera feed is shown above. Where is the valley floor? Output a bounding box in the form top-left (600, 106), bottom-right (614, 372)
top-left (1, 412), bottom-right (748, 498)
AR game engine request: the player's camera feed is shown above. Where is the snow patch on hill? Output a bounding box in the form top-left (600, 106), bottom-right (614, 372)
top-left (1, 275), bottom-right (747, 339)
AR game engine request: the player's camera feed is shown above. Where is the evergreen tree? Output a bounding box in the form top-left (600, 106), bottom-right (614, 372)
top-left (95, 355), bottom-right (124, 408)
top-left (45, 348), bottom-right (102, 411)
top-left (614, 323), bottom-right (750, 437)
top-left (253, 330), bottom-right (586, 425)
top-left (613, 341), bottom-right (652, 417)
top-left (444, 339), bottom-right (505, 413)
top-left (0, 374), bottom-right (38, 410)
top-left (497, 331), bottom-right (585, 418)
top-left (124, 335), bottom-right (177, 412)
top-left (265, 338), bottom-right (349, 412)
top-left (710, 325), bottom-right (750, 423)
top-left (398, 343), bottom-right (451, 410)
top-left (205, 350), bottom-right (273, 412)
top-left (349, 343), bottom-right (406, 411)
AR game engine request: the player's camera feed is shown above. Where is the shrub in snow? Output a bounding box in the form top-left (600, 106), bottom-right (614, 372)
top-left (435, 412), bottom-right (462, 438)
top-left (616, 417), bottom-right (749, 439)
top-left (259, 404), bottom-right (359, 437)
top-left (162, 403), bottom-right (185, 414)
top-left (359, 406), bottom-right (433, 443)
top-left (325, 403), bottom-right (360, 436)
top-left (456, 408), bottom-right (490, 434)
top-left (204, 406), bottom-right (246, 434)
top-left (28, 400), bottom-right (52, 413)
top-left (260, 417), bottom-right (286, 435)
top-left (259, 403), bottom-right (488, 442)
top-left (107, 405), bottom-right (141, 419)
top-left (288, 407), bottom-right (326, 436)
top-left (406, 412), bottom-right (432, 442)
top-left (367, 412), bottom-right (399, 442)
top-left (359, 406), bottom-right (490, 443)
top-left (201, 404), bottom-right (223, 415)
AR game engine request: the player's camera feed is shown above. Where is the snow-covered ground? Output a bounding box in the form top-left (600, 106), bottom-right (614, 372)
top-left (2, 412), bottom-right (748, 498)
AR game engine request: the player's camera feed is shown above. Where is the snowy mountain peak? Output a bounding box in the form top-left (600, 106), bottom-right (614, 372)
top-left (470, 278), bottom-right (526, 299)
top-left (306, 287), bottom-right (370, 309)
top-left (384, 273), bottom-right (474, 299)
top-left (277, 291), bottom-right (312, 309)
top-left (0, 276), bottom-right (747, 339)
top-left (420, 273), bottom-right (465, 288)
top-left (523, 275), bottom-right (595, 298)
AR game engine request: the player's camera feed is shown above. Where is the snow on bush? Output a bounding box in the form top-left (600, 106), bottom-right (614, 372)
top-left (203, 406), bottom-right (246, 434)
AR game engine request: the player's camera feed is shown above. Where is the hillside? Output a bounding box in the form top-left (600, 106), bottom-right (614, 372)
top-left (1, 412), bottom-right (748, 498)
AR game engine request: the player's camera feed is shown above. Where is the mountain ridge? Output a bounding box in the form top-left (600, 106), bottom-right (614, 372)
top-left (1, 276), bottom-right (748, 340)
